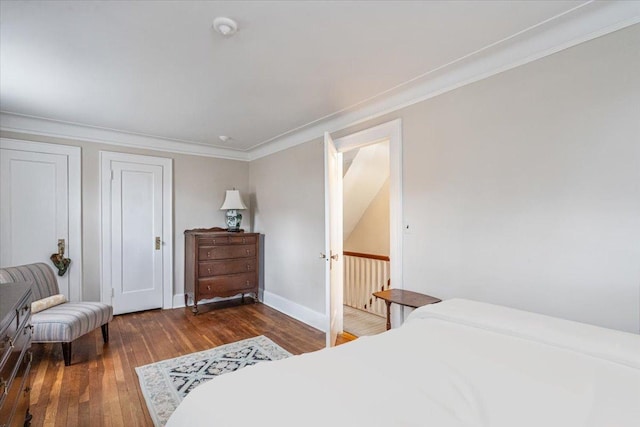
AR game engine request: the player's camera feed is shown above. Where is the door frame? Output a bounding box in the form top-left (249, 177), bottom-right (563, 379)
top-left (331, 119), bottom-right (403, 328)
top-left (0, 138), bottom-right (83, 301)
top-left (99, 151), bottom-right (173, 310)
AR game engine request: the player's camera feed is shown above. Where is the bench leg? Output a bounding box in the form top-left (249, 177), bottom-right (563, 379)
top-left (62, 342), bottom-right (72, 366)
top-left (101, 324), bottom-right (109, 343)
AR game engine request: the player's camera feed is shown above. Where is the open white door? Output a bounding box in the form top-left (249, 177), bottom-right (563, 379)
top-left (324, 132), bottom-right (344, 347)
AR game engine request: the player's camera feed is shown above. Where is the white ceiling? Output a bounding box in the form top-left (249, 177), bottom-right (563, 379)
top-left (1, 1), bottom-right (638, 159)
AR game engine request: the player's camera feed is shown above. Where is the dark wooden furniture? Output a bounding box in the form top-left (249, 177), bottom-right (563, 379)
top-left (0, 282), bottom-right (33, 427)
top-left (373, 289), bottom-right (441, 330)
top-left (184, 228), bottom-right (260, 314)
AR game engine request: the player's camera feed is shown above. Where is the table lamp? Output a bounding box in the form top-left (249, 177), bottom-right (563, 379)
top-left (220, 189), bottom-right (247, 232)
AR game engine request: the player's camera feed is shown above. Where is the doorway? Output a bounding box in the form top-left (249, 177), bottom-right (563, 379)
top-left (100, 151), bottom-right (173, 315)
top-left (325, 119), bottom-right (403, 346)
top-left (341, 140), bottom-right (390, 337)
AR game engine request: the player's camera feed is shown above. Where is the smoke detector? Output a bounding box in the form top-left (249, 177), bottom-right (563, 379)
top-left (213, 17), bottom-right (238, 36)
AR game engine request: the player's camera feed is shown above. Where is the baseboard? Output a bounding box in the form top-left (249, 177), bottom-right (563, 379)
top-left (262, 290), bottom-right (327, 332)
top-left (174, 291), bottom-right (327, 332)
top-left (173, 294), bottom-right (186, 308)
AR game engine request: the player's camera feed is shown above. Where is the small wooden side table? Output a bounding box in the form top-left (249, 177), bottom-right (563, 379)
top-left (373, 289), bottom-right (441, 330)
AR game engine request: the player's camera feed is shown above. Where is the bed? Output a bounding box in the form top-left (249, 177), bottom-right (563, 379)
top-left (166, 299), bottom-right (640, 426)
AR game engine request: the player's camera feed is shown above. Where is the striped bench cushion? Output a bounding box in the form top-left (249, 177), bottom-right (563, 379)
top-left (31, 302), bottom-right (113, 343)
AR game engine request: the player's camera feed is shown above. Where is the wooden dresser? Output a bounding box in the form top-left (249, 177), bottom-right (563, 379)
top-left (184, 228), bottom-right (260, 314)
top-left (0, 282), bottom-right (33, 427)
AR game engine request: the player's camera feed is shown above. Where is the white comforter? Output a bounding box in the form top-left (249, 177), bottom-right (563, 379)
top-left (166, 299), bottom-right (640, 426)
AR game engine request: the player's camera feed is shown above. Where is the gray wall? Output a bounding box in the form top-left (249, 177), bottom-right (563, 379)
top-left (250, 25), bottom-right (640, 332)
top-left (249, 139), bottom-right (326, 313)
top-left (398, 24), bottom-right (640, 332)
top-left (0, 130), bottom-right (249, 301)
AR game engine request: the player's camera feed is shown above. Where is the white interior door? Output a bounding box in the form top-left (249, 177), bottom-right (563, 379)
top-left (0, 139), bottom-right (82, 300)
top-left (101, 152), bottom-right (173, 315)
top-left (324, 132), bottom-right (344, 347)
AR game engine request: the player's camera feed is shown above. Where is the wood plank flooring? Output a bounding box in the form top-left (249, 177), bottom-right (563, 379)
top-left (28, 301), bottom-right (327, 427)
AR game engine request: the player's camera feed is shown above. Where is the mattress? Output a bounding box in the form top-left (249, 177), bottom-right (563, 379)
top-left (166, 299), bottom-right (640, 426)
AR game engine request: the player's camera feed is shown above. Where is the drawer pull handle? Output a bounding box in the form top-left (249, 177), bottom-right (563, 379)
top-left (8, 338), bottom-right (14, 349)
top-left (245, 249), bottom-right (250, 254)
top-left (207, 251), bottom-right (211, 257)
top-left (246, 264), bottom-right (250, 270)
top-left (207, 285), bottom-right (211, 291)
top-left (213, 240), bottom-right (216, 244)
top-left (242, 238), bottom-right (246, 243)
top-left (207, 268), bottom-right (211, 274)
top-left (246, 281), bottom-right (250, 286)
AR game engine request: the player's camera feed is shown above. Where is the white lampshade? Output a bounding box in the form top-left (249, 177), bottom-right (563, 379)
top-left (220, 190), bottom-right (247, 210)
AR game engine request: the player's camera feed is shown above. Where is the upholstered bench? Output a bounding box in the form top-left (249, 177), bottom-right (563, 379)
top-left (0, 262), bottom-right (113, 366)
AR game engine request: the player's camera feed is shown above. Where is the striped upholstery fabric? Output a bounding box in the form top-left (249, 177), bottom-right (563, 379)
top-left (0, 262), bottom-right (59, 301)
top-left (31, 302), bottom-right (113, 343)
top-left (0, 262), bottom-right (113, 344)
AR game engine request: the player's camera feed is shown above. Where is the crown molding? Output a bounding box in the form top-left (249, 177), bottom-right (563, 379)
top-left (247, 1), bottom-right (640, 161)
top-left (0, 112), bottom-right (250, 161)
top-left (1, 2), bottom-right (637, 163)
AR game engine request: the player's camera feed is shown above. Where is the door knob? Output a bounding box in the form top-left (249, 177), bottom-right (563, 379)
top-left (319, 253), bottom-right (327, 259)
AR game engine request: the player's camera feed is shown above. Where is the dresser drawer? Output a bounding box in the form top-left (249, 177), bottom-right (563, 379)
top-left (0, 327), bottom-right (31, 400)
top-left (199, 245), bottom-right (256, 260)
top-left (198, 259), bottom-right (257, 277)
top-left (0, 350), bottom-right (31, 426)
top-left (0, 322), bottom-right (18, 369)
top-left (198, 235), bottom-right (257, 246)
top-left (198, 273), bottom-right (257, 297)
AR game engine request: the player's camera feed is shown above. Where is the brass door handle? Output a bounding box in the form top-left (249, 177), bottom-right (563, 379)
top-left (155, 237), bottom-right (161, 250)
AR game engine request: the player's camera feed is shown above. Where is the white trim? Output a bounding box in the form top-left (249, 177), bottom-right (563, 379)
top-left (333, 119), bottom-right (404, 328)
top-left (173, 293), bottom-right (186, 308)
top-left (0, 138), bottom-right (83, 301)
top-left (0, 112), bottom-right (249, 161)
top-left (99, 151), bottom-right (174, 311)
top-left (247, 1), bottom-right (640, 161)
top-left (262, 290), bottom-right (327, 332)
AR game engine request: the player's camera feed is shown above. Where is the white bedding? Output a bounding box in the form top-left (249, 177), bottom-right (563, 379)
top-left (166, 299), bottom-right (640, 426)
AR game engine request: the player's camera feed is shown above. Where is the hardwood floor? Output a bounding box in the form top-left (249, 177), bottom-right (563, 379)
top-left (28, 301), bottom-right (326, 427)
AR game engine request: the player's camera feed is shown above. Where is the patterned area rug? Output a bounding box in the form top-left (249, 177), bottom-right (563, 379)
top-left (135, 335), bottom-right (291, 426)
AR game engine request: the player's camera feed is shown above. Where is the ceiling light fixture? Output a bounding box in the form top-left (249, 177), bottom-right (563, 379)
top-left (213, 17), bottom-right (238, 37)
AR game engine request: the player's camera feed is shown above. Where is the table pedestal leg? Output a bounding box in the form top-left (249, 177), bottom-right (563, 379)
top-left (385, 301), bottom-right (392, 330)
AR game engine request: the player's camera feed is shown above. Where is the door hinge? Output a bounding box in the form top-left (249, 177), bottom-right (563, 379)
top-left (111, 288), bottom-right (114, 298)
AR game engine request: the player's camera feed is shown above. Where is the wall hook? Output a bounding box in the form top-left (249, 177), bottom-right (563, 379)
top-left (50, 239), bottom-right (71, 276)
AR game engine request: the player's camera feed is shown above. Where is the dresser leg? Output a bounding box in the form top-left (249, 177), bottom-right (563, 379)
top-left (184, 293), bottom-right (189, 307)
top-left (191, 302), bottom-right (199, 315)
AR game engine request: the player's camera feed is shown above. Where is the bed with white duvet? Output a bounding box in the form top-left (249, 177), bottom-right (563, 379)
top-left (166, 299), bottom-right (640, 427)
